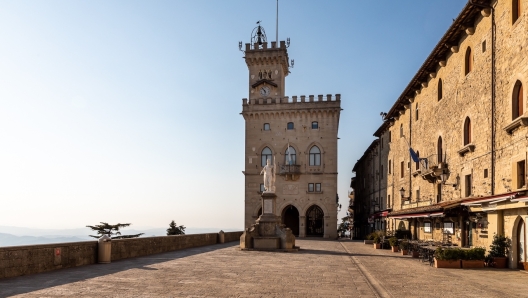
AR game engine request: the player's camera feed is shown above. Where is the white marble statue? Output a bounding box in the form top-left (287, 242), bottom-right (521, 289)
top-left (260, 156), bottom-right (276, 193)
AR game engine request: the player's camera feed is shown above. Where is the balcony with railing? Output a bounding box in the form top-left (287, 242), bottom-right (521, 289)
top-left (279, 164), bottom-right (301, 175)
top-left (418, 154), bottom-right (447, 183)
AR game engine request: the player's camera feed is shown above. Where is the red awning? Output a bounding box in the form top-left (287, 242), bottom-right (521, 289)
top-left (461, 194), bottom-right (514, 206)
top-left (389, 212), bottom-right (431, 219)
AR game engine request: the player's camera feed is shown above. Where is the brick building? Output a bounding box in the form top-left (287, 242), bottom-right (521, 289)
top-left (352, 0), bottom-right (528, 269)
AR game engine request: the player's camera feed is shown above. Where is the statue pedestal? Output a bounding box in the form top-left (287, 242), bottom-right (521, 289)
top-left (240, 192), bottom-right (298, 252)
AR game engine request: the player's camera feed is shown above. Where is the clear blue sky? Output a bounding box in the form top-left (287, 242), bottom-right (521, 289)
top-left (0, 1), bottom-right (466, 230)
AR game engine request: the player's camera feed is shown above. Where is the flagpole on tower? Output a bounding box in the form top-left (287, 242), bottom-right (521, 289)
top-left (276, 0), bottom-right (279, 45)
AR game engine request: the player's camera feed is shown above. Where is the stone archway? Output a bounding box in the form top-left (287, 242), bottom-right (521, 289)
top-left (306, 205), bottom-right (324, 237)
top-left (281, 205), bottom-right (299, 236)
top-left (512, 216), bottom-right (527, 269)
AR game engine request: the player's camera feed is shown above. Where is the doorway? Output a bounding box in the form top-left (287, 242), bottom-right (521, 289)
top-left (517, 217), bottom-right (526, 269)
top-left (281, 205), bottom-right (299, 236)
top-left (306, 205), bottom-right (324, 237)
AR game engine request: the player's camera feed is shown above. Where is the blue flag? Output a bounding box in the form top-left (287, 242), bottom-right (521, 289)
top-left (409, 148), bottom-right (419, 163)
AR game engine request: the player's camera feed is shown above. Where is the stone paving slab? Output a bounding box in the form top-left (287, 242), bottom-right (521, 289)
top-left (340, 240), bottom-right (528, 298)
top-left (0, 240), bottom-right (375, 298)
top-left (0, 239), bottom-right (527, 297)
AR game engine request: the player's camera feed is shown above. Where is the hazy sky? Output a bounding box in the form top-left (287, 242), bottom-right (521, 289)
top-left (0, 1), bottom-right (466, 230)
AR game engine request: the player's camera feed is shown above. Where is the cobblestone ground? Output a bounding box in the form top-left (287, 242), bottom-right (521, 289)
top-left (0, 239), bottom-right (527, 297)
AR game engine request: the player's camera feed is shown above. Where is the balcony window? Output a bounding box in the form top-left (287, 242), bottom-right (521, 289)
top-left (285, 147), bottom-right (296, 165)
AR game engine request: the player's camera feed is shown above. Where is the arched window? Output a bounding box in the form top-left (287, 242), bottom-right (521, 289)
top-left (287, 122), bottom-right (294, 130)
top-left (285, 146), bottom-right (296, 165)
top-left (261, 147), bottom-right (272, 166)
top-left (437, 136), bottom-right (443, 164)
top-left (400, 124), bottom-right (403, 138)
top-left (415, 103), bottom-right (419, 121)
top-left (263, 123), bottom-right (270, 131)
top-left (415, 150), bottom-right (420, 170)
top-left (513, 0), bottom-right (522, 24)
top-left (309, 146), bottom-right (321, 166)
top-left (465, 47), bottom-right (473, 75)
top-left (513, 80), bottom-right (524, 120)
top-left (311, 121), bottom-right (318, 129)
top-left (464, 117), bottom-right (472, 145)
top-left (438, 79), bottom-right (443, 101)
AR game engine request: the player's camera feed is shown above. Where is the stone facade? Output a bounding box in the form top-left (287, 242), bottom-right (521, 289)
top-left (241, 39), bottom-right (341, 239)
top-left (353, 0), bottom-right (528, 269)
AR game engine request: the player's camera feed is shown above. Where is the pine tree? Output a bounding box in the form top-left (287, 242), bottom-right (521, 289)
top-left (166, 220), bottom-right (186, 235)
top-left (86, 222), bottom-right (144, 239)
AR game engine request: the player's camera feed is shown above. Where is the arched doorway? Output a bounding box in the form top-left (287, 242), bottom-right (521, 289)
top-left (306, 205), bottom-right (324, 237)
top-left (516, 217), bottom-right (527, 269)
top-left (281, 205), bottom-right (299, 236)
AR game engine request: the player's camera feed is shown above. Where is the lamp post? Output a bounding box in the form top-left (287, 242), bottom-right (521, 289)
top-left (399, 187), bottom-right (406, 199)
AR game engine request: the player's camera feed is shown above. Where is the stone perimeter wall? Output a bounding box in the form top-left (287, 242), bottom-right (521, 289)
top-left (0, 231), bottom-right (242, 280)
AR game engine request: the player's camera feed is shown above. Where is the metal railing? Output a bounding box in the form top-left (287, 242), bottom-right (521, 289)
top-left (279, 164), bottom-right (301, 175)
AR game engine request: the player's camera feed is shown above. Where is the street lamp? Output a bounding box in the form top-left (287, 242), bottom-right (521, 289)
top-left (399, 187), bottom-right (405, 198)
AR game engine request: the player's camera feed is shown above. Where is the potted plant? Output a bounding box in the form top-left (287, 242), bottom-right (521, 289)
top-left (434, 247), bottom-right (462, 268)
top-left (488, 234), bottom-right (510, 268)
top-left (400, 241), bottom-right (409, 255)
top-left (389, 237), bottom-right (399, 252)
top-left (373, 234), bottom-right (381, 249)
top-left (461, 247), bottom-right (485, 268)
top-left (364, 232), bottom-right (375, 245)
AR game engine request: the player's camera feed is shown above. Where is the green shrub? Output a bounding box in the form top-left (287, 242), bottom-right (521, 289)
top-left (489, 234), bottom-right (511, 258)
top-left (388, 237), bottom-right (398, 247)
top-left (373, 234), bottom-right (381, 244)
top-left (464, 247), bottom-right (486, 260)
top-left (400, 241), bottom-right (409, 250)
top-left (365, 232), bottom-right (375, 240)
top-left (435, 247), bottom-right (463, 260)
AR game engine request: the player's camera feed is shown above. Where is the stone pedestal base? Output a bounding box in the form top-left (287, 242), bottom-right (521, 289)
top-left (240, 192), bottom-right (299, 252)
top-left (254, 237), bottom-right (280, 249)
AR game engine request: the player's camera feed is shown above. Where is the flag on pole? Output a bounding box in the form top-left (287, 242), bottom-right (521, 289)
top-left (287, 142), bottom-right (292, 165)
top-left (409, 148), bottom-right (419, 163)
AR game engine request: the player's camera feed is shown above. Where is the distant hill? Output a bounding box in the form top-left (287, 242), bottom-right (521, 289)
top-left (0, 226), bottom-right (242, 247)
top-left (0, 233), bottom-right (90, 247)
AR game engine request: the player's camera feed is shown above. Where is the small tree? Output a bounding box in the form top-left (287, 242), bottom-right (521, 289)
top-left (489, 233), bottom-right (511, 258)
top-left (86, 222), bottom-right (144, 239)
top-left (167, 220), bottom-right (186, 235)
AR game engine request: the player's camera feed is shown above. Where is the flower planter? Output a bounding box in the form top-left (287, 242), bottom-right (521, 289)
top-left (461, 260), bottom-right (484, 269)
top-left (373, 243), bottom-right (381, 249)
top-left (434, 258), bottom-right (461, 269)
top-left (364, 240), bottom-right (374, 244)
top-left (401, 249), bottom-right (408, 255)
top-left (493, 257), bottom-right (507, 268)
top-left (391, 246), bottom-right (399, 252)
top-left (412, 251), bottom-right (420, 258)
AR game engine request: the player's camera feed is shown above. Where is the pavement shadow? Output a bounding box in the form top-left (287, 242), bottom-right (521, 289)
top-left (0, 242), bottom-right (236, 297)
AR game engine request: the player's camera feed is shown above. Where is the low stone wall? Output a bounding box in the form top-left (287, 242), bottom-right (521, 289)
top-left (224, 231), bottom-right (243, 243)
top-left (0, 231), bottom-right (243, 279)
top-left (0, 241), bottom-right (98, 279)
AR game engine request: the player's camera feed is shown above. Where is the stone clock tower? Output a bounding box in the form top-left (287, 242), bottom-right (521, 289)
top-left (240, 23), bottom-right (341, 239)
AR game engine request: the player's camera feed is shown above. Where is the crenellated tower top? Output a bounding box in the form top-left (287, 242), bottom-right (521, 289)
top-left (239, 22), bottom-right (293, 101)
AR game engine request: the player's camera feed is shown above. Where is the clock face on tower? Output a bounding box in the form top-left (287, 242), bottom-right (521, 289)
top-left (260, 86), bottom-right (271, 97)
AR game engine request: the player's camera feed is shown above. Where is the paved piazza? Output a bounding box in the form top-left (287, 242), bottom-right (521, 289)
top-left (1, 239), bottom-right (527, 297)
